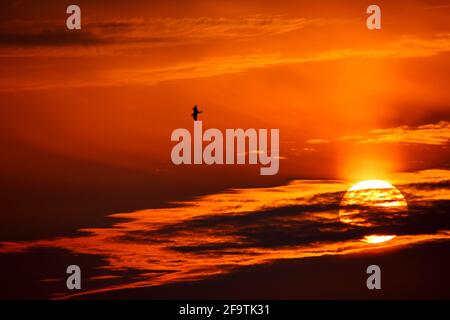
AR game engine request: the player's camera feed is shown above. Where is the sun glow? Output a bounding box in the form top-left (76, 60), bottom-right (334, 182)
top-left (363, 235), bottom-right (396, 244)
top-left (339, 179), bottom-right (408, 243)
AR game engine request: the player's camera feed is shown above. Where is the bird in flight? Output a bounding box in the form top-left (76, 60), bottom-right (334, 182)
top-left (192, 105), bottom-right (203, 121)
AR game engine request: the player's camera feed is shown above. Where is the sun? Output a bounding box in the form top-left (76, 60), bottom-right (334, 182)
top-left (339, 179), bottom-right (408, 243)
top-left (348, 180), bottom-right (394, 191)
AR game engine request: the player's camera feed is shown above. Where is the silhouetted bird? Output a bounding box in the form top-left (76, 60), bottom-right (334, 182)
top-left (192, 105), bottom-right (203, 121)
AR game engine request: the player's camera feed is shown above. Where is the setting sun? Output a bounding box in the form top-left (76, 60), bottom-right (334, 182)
top-left (339, 179), bottom-right (408, 228)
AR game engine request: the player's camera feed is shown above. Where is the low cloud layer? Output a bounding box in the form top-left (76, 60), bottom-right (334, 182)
top-left (1, 169), bottom-right (449, 298)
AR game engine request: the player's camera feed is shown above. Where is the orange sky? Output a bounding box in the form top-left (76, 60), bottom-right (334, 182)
top-left (0, 0), bottom-right (450, 300)
top-left (0, 0), bottom-right (449, 183)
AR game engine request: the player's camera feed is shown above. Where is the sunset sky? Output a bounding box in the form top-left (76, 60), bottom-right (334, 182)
top-left (0, 0), bottom-right (449, 299)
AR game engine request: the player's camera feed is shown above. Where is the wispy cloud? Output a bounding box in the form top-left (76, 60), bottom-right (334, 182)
top-left (306, 121), bottom-right (450, 148)
top-left (307, 139), bottom-right (330, 144)
top-left (1, 26), bottom-right (450, 91)
top-left (343, 121), bottom-right (450, 146)
top-left (109, 34), bottom-right (450, 86)
top-left (0, 16), bottom-right (314, 50)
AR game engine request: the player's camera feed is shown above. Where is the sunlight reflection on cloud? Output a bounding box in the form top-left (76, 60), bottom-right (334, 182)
top-left (1, 170), bottom-right (449, 298)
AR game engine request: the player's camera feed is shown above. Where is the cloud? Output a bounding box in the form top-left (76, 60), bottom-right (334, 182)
top-left (1, 24), bottom-right (450, 91)
top-left (0, 28), bottom-right (104, 47)
top-left (0, 169), bottom-right (449, 299)
top-left (0, 16), bottom-right (313, 49)
top-left (309, 121), bottom-right (450, 148)
top-left (108, 33), bottom-right (450, 85)
top-left (350, 121), bottom-right (450, 146)
top-left (307, 139), bottom-right (330, 144)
